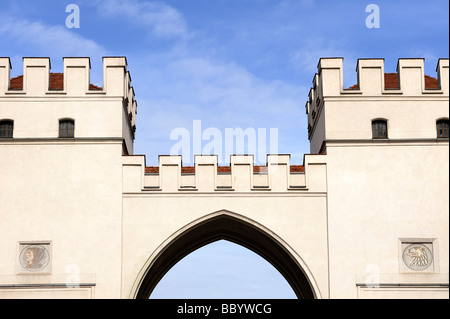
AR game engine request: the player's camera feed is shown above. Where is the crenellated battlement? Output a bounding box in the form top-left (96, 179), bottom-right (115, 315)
top-left (0, 57), bottom-right (134, 99)
top-left (0, 57), bottom-right (137, 152)
top-left (307, 58), bottom-right (448, 99)
top-left (122, 154), bottom-right (327, 193)
top-left (306, 58), bottom-right (449, 118)
top-left (306, 58), bottom-right (449, 153)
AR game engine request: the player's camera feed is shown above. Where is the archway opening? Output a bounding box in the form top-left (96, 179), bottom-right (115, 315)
top-left (135, 213), bottom-right (316, 299)
top-left (150, 239), bottom-right (297, 299)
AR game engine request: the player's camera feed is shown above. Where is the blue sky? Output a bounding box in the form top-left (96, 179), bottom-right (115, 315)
top-left (1, 0), bottom-right (448, 299)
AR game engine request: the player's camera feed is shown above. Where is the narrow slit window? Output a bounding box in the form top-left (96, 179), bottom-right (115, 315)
top-left (59, 119), bottom-right (75, 138)
top-left (372, 120), bottom-right (388, 139)
top-left (0, 120), bottom-right (14, 138)
top-left (436, 119), bottom-right (449, 138)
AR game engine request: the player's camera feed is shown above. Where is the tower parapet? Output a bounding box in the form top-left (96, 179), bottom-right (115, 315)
top-left (0, 57), bottom-right (134, 96)
top-left (0, 57), bottom-right (137, 153)
top-left (306, 58), bottom-right (449, 154)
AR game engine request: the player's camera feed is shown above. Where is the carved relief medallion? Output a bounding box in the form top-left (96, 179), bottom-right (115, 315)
top-left (18, 244), bottom-right (51, 273)
top-left (402, 243), bottom-right (433, 271)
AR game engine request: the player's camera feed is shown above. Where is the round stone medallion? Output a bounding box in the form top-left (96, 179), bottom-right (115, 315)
top-left (402, 244), bottom-right (432, 271)
top-left (19, 245), bottom-right (50, 272)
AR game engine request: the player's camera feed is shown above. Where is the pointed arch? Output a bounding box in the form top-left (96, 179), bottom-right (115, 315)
top-left (131, 210), bottom-right (320, 299)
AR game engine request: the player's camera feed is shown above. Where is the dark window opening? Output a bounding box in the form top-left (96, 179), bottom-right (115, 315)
top-left (59, 119), bottom-right (75, 138)
top-left (0, 120), bottom-right (13, 138)
top-left (372, 120), bottom-right (388, 139)
top-left (437, 119), bottom-right (449, 138)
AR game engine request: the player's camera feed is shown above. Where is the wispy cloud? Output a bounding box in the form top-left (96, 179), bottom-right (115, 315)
top-left (95, 0), bottom-right (188, 39)
top-left (290, 38), bottom-right (358, 88)
top-left (0, 15), bottom-right (106, 58)
top-left (0, 13), bottom-right (107, 84)
top-left (133, 55), bottom-right (309, 165)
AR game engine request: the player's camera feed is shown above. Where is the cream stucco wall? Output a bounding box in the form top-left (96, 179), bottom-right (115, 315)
top-left (0, 56), bottom-right (448, 299)
top-left (326, 143), bottom-right (449, 298)
top-left (0, 57), bottom-right (135, 299)
top-left (0, 141), bottom-right (124, 298)
top-left (307, 57), bottom-right (449, 298)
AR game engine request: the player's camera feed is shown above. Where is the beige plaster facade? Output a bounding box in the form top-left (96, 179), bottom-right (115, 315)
top-left (0, 57), bottom-right (448, 299)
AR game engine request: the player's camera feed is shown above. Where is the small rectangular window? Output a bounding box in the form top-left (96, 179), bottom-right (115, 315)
top-left (59, 120), bottom-right (74, 138)
top-left (372, 120), bottom-right (388, 139)
top-left (0, 120), bottom-right (13, 138)
top-left (437, 120), bottom-right (449, 138)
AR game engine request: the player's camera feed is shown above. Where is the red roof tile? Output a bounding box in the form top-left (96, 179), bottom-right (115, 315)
top-left (181, 166), bottom-right (195, 174)
top-left (384, 73), bottom-right (399, 89)
top-left (9, 73), bottom-right (102, 90)
top-left (424, 75), bottom-right (439, 89)
top-left (217, 166), bottom-right (231, 173)
top-left (145, 167), bottom-right (159, 174)
top-left (347, 73), bottom-right (439, 90)
top-left (290, 165), bottom-right (305, 173)
top-left (253, 165), bottom-right (267, 173)
top-left (145, 165), bottom-right (305, 174)
top-left (9, 75), bottom-right (24, 90)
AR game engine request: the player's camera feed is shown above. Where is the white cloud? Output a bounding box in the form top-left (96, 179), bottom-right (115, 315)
top-left (290, 38), bottom-right (358, 88)
top-left (146, 57), bottom-right (305, 120)
top-left (277, 0), bottom-right (315, 12)
top-left (0, 14), bottom-right (107, 84)
top-left (95, 0), bottom-right (188, 39)
top-left (132, 55), bottom-right (310, 165)
top-left (0, 15), bottom-right (106, 58)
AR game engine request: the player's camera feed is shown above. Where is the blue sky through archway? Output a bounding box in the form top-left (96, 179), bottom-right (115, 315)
top-left (150, 240), bottom-right (297, 299)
